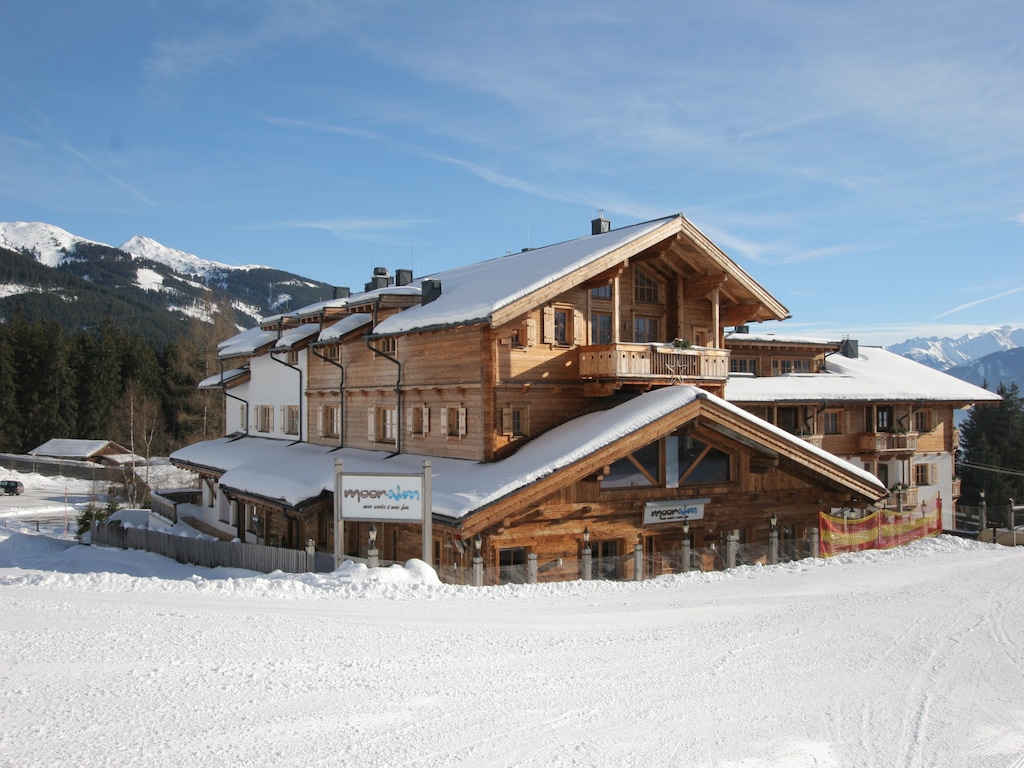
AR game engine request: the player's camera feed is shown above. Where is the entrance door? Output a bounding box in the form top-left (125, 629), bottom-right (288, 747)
top-left (593, 540), bottom-right (619, 580)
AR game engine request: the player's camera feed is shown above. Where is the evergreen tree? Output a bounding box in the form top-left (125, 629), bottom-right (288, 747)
top-left (958, 382), bottom-right (1024, 515)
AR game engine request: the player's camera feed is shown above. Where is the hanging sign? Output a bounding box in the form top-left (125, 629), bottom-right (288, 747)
top-left (643, 497), bottom-right (710, 525)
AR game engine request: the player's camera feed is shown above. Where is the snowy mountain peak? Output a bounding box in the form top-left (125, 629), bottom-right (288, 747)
top-left (119, 234), bottom-right (255, 279)
top-left (887, 326), bottom-right (1024, 369)
top-left (0, 221), bottom-right (110, 268)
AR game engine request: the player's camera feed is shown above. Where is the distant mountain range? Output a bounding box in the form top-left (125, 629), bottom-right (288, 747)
top-left (0, 221), bottom-right (339, 345)
top-left (886, 326), bottom-right (1024, 392)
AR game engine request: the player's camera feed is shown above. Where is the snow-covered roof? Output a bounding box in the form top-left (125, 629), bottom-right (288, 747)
top-left (274, 323), bottom-right (320, 350)
top-left (31, 439), bottom-right (119, 458)
top-left (725, 345), bottom-right (1002, 404)
top-left (172, 385), bottom-right (883, 518)
top-left (218, 326), bottom-right (279, 359)
top-left (197, 367), bottom-right (248, 390)
top-left (317, 313), bottom-right (372, 342)
top-left (373, 217), bottom-right (676, 335)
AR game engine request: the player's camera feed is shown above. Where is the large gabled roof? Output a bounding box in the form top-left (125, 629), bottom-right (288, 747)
top-left (172, 385), bottom-right (884, 526)
top-left (372, 214), bottom-right (788, 336)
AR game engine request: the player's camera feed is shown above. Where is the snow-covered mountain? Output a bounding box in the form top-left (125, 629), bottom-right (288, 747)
top-left (0, 221), bottom-right (335, 343)
top-left (887, 326), bottom-right (1024, 370)
top-left (0, 221), bottom-right (260, 279)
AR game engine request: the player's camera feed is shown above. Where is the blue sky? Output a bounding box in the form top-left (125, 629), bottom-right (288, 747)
top-left (2, 0), bottom-right (1022, 345)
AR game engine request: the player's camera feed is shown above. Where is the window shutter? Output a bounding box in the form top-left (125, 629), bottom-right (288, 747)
top-left (367, 406), bottom-right (376, 442)
top-left (406, 405), bottom-right (414, 434)
top-left (441, 406), bottom-right (450, 436)
top-left (422, 407), bottom-right (430, 435)
top-left (573, 309), bottom-right (585, 346)
top-left (501, 407), bottom-right (512, 436)
top-left (542, 306), bottom-right (554, 344)
top-left (458, 407), bottom-right (467, 437)
top-left (526, 317), bottom-right (537, 347)
top-left (930, 464), bottom-right (939, 485)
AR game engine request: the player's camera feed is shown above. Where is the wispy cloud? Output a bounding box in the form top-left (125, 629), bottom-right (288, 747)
top-left (0, 75), bottom-right (154, 207)
top-left (246, 217), bottom-right (429, 242)
top-left (934, 286), bottom-right (1024, 319)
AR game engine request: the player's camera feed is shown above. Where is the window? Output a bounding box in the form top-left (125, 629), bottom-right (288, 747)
top-left (554, 308), bottom-right (569, 345)
top-left (285, 349), bottom-right (299, 365)
top-left (322, 343), bottom-right (341, 361)
top-left (633, 316), bottom-right (660, 343)
top-left (876, 462), bottom-right (890, 488)
top-left (409, 404), bottom-right (429, 437)
top-left (772, 358), bottom-right (812, 375)
top-left (875, 406), bottom-right (894, 432)
top-left (591, 312), bottom-right (612, 345)
top-left (823, 411), bottom-right (842, 435)
top-left (322, 405), bottom-right (340, 438)
top-left (776, 407), bottom-right (799, 434)
top-left (371, 405), bottom-right (398, 443)
top-left (914, 410), bottom-right (932, 433)
top-left (285, 405), bottom-right (300, 435)
top-left (730, 357), bottom-right (759, 375)
top-left (544, 305), bottom-right (580, 346)
top-left (914, 464), bottom-right (936, 486)
top-left (501, 405), bottom-right (530, 437)
top-left (374, 337), bottom-right (397, 356)
top-left (444, 404), bottom-right (467, 439)
top-left (591, 285), bottom-right (613, 299)
top-left (257, 405), bottom-right (274, 433)
top-left (634, 267), bottom-right (661, 304)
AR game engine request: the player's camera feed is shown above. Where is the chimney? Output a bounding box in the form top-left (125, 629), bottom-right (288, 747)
top-left (421, 279), bottom-right (442, 305)
top-left (365, 266), bottom-right (392, 292)
top-left (840, 338), bottom-right (859, 358)
top-left (395, 268), bottom-right (414, 286)
top-left (591, 210), bottom-right (611, 235)
top-left (332, 286), bottom-right (350, 300)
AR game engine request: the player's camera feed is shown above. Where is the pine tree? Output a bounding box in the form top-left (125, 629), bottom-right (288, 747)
top-left (958, 382), bottom-right (1024, 517)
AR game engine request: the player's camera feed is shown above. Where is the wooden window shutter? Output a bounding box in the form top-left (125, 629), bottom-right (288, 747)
top-left (573, 309), bottom-right (585, 346)
top-left (367, 406), bottom-right (376, 441)
top-left (501, 407), bottom-right (512, 436)
top-left (458, 407), bottom-right (467, 437)
top-left (526, 317), bottom-right (538, 347)
top-left (422, 407), bottom-right (430, 435)
top-left (542, 306), bottom-right (555, 344)
top-left (406, 405), bottom-right (413, 434)
top-left (930, 464), bottom-right (940, 485)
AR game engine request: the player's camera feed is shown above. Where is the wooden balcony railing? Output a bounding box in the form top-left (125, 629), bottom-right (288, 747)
top-left (858, 431), bottom-right (918, 454)
top-left (880, 485), bottom-right (919, 511)
top-left (579, 344), bottom-right (730, 383)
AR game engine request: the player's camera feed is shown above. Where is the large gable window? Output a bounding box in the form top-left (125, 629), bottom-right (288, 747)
top-left (600, 435), bottom-right (731, 490)
top-left (634, 267), bottom-right (662, 304)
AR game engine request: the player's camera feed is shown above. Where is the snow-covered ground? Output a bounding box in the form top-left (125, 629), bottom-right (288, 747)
top-left (1, 470), bottom-right (1023, 767)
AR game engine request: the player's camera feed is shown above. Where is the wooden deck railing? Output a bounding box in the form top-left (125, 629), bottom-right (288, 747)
top-left (579, 344), bottom-right (730, 383)
top-left (858, 431), bottom-right (918, 454)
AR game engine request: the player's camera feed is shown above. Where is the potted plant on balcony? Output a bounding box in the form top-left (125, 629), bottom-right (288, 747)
top-left (672, 338), bottom-right (692, 349)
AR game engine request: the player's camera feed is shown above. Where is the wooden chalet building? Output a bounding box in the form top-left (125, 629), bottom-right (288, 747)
top-left (170, 213), bottom-right (990, 583)
top-left (724, 333), bottom-right (1000, 531)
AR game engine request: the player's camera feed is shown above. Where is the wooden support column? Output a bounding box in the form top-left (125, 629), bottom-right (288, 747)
top-left (711, 286), bottom-right (721, 347)
top-left (676, 279), bottom-right (685, 341)
top-left (612, 274), bottom-right (621, 344)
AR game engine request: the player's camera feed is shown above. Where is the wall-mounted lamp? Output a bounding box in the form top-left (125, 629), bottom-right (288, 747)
top-left (368, 523), bottom-right (377, 546)
top-left (583, 527), bottom-right (590, 545)
top-left (770, 512), bottom-right (777, 530)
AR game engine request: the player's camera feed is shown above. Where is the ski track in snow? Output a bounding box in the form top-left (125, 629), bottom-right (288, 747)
top-left (0, 526), bottom-right (1023, 767)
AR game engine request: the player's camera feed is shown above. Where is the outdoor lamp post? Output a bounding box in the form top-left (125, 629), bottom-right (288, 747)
top-left (768, 512), bottom-right (779, 566)
top-left (582, 527), bottom-right (592, 581)
top-left (681, 519), bottom-right (691, 573)
top-left (367, 523), bottom-right (379, 569)
top-left (472, 533), bottom-right (484, 587)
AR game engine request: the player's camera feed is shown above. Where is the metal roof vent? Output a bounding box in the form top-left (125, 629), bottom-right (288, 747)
top-left (840, 338), bottom-right (859, 358)
top-left (591, 210), bottom-right (611, 235)
top-left (332, 286), bottom-right (350, 300)
top-left (395, 269), bottom-right (414, 286)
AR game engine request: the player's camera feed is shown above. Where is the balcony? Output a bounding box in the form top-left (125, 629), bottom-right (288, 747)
top-left (858, 431), bottom-right (918, 455)
top-left (579, 343), bottom-right (730, 386)
top-left (880, 484), bottom-right (919, 511)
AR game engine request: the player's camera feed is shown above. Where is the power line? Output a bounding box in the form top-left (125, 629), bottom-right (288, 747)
top-left (956, 460), bottom-right (1024, 478)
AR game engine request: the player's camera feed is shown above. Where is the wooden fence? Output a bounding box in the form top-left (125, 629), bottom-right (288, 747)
top-left (91, 521), bottom-right (317, 574)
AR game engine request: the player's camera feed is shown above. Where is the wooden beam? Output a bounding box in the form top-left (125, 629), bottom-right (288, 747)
top-left (683, 274), bottom-right (728, 300)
